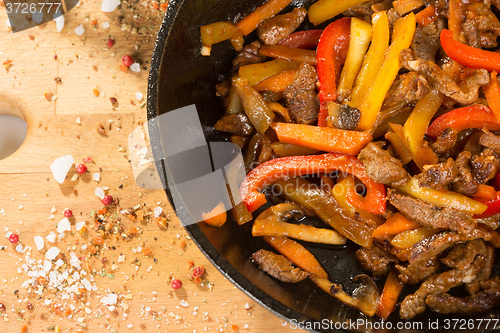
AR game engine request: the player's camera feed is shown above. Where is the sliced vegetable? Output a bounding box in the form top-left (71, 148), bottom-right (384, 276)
top-left (426, 105), bottom-right (500, 138)
top-left (271, 122), bottom-right (372, 155)
top-left (259, 45), bottom-right (317, 65)
top-left (253, 69), bottom-right (298, 93)
top-left (385, 125), bottom-right (413, 165)
top-left (372, 212), bottom-right (420, 238)
top-left (253, 203), bottom-right (346, 244)
top-left (230, 30), bottom-right (244, 51)
top-left (357, 13), bottom-right (416, 131)
top-left (312, 275), bottom-right (379, 317)
top-left (238, 59), bottom-right (298, 86)
top-left (264, 236), bottom-right (328, 279)
top-left (202, 201), bottom-right (227, 227)
top-left (236, 0), bottom-right (294, 36)
top-left (415, 5), bottom-right (439, 27)
top-left (270, 142), bottom-right (319, 157)
top-left (240, 153), bottom-right (386, 215)
top-left (231, 202), bottom-right (253, 225)
top-left (349, 11), bottom-right (389, 109)
top-left (397, 178), bottom-right (488, 214)
top-left (279, 30), bottom-right (323, 49)
top-left (200, 21), bottom-right (237, 46)
top-left (440, 29), bottom-right (500, 73)
top-left (276, 177), bottom-right (378, 247)
top-left (393, 0), bottom-right (424, 15)
top-left (404, 90), bottom-right (444, 155)
top-left (390, 227), bottom-right (435, 249)
top-left (447, 0), bottom-right (465, 42)
top-left (376, 269), bottom-right (404, 320)
top-left (483, 71), bottom-right (500, 123)
top-left (308, 0), bottom-right (367, 26)
top-left (337, 18), bottom-right (372, 101)
top-left (268, 102), bottom-right (292, 122)
top-left (316, 17), bottom-right (351, 126)
top-left (232, 77), bottom-right (275, 134)
top-left (474, 193), bottom-right (500, 218)
top-left (473, 185), bottom-right (497, 202)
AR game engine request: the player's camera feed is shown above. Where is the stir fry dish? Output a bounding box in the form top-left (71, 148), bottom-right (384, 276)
top-left (200, 0), bottom-right (500, 320)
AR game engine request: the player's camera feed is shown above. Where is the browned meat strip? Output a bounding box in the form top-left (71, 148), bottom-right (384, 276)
top-left (252, 249), bottom-right (308, 283)
top-left (416, 158), bottom-right (458, 189)
top-left (411, 18), bottom-right (445, 61)
top-left (463, 130), bottom-right (484, 156)
top-left (471, 149), bottom-right (500, 184)
top-left (481, 275), bottom-right (500, 290)
top-left (431, 128), bottom-right (458, 154)
top-left (355, 246), bottom-right (399, 276)
top-left (388, 190), bottom-right (476, 234)
top-left (425, 291), bottom-right (500, 315)
top-left (358, 142), bottom-right (409, 186)
top-left (283, 63), bottom-right (319, 125)
top-left (396, 258), bottom-right (441, 285)
top-left (342, 1), bottom-right (377, 17)
top-left (257, 8), bottom-right (307, 46)
top-left (400, 48), bottom-right (490, 105)
top-left (399, 249), bottom-right (486, 319)
top-left (452, 151), bottom-right (478, 196)
top-left (329, 103), bottom-right (361, 130)
top-left (466, 241), bottom-right (495, 294)
top-left (214, 113), bottom-right (254, 136)
top-left (463, 2), bottom-right (500, 49)
top-left (480, 132), bottom-right (500, 155)
top-left (216, 80), bottom-right (231, 98)
top-left (232, 41), bottom-right (267, 69)
top-left (384, 72), bottom-right (429, 106)
top-left (441, 239), bottom-right (489, 270)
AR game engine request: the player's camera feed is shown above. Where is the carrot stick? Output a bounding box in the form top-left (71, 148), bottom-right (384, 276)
top-left (263, 236), bottom-right (328, 279)
top-left (484, 71), bottom-right (500, 123)
top-left (202, 202), bottom-right (227, 227)
top-left (473, 184), bottom-right (497, 202)
top-left (415, 5), bottom-right (438, 27)
top-left (376, 269), bottom-right (404, 320)
top-left (448, 0), bottom-right (465, 42)
top-left (259, 45), bottom-right (317, 65)
top-left (236, 0), bottom-right (293, 36)
top-left (372, 212), bottom-right (420, 238)
top-left (253, 69), bottom-right (298, 93)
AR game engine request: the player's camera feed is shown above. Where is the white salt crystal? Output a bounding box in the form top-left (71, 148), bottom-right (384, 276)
top-left (42, 260), bottom-right (52, 272)
top-left (180, 300), bottom-right (189, 307)
top-left (45, 247), bottom-right (60, 260)
top-left (34, 236), bottom-right (44, 250)
top-left (70, 252), bottom-right (81, 269)
top-left (130, 63), bottom-right (141, 72)
top-left (53, 12), bottom-right (64, 32)
top-left (102, 22), bottom-right (110, 29)
top-left (82, 278), bottom-right (91, 290)
top-left (95, 187), bottom-right (105, 200)
top-left (101, 0), bottom-right (120, 12)
top-left (154, 206), bottom-right (162, 218)
top-left (135, 92), bottom-right (143, 101)
top-left (46, 232), bottom-right (56, 243)
top-left (15, 244), bottom-right (23, 252)
top-left (56, 217), bottom-right (71, 233)
top-left (74, 25), bottom-right (84, 36)
top-left (101, 293), bottom-right (118, 305)
top-left (50, 155), bottom-right (74, 184)
top-left (55, 259), bottom-right (64, 267)
top-left (75, 222), bottom-right (85, 232)
top-left (93, 173), bottom-right (100, 182)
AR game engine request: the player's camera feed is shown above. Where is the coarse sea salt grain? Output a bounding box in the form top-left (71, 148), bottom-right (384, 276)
top-left (56, 217), bottom-right (71, 233)
top-left (130, 63), bottom-right (141, 72)
top-left (53, 12), bottom-right (64, 32)
top-left (45, 247), bottom-right (60, 260)
top-left (154, 206), bottom-right (162, 218)
top-left (135, 92), bottom-right (143, 101)
top-left (74, 25), bottom-right (85, 36)
top-left (50, 154), bottom-right (74, 184)
top-left (34, 236), bottom-right (44, 250)
top-left (93, 173), bottom-right (100, 182)
top-left (95, 187), bottom-right (105, 200)
top-left (101, 0), bottom-right (120, 12)
top-left (75, 221), bottom-right (85, 232)
top-left (102, 22), bottom-right (110, 29)
top-left (101, 293), bottom-right (118, 305)
top-left (46, 232), bottom-right (56, 243)
top-left (180, 300), bottom-right (189, 307)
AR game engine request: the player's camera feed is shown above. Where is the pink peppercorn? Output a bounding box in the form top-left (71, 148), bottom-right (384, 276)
top-left (171, 279), bottom-right (182, 290)
top-left (102, 195), bottom-right (113, 206)
top-left (122, 55), bottom-right (134, 67)
top-left (107, 38), bottom-right (115, 48)
top-left (75, 163), bottom-right (87, 174)
top-left (8, 233), bottom-right (19, 244)
top-left (64, 209), bottom-right (73, 218)
top-left (192, 266), bottom-right (205, 278)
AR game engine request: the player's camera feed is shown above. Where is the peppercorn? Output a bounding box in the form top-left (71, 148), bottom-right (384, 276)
top-left (75, 163), bottom-right (87, 174)
top-left (8, 233), bottom-right (19, 244)
top-left (122, 55), bottom-right (134, 67)
top-left (102, 195), bottom-right (113, 206)
top-left (171, 279), bottom-right (182, 290)
top-left (63, 209), bottom-right (73, 218)
top-left (107, 38), bottom-right (115, 48)
top-left (27, 303), bottom-right (34, 310)
top-left (0, 303), bottom-right (5, 311)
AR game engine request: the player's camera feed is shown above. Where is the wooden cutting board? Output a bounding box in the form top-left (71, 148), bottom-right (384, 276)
top-left (0, 2), bottom-right (305, 332)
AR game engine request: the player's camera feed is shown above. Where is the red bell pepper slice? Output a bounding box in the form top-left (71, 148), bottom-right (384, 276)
top-left (316, 17), bottom-right (351, 127)
top-left (426, 105), bottom-right (500, 138)
top-left (279, 30), bottom-right (323, 49)
top-left (441, 29), bottom-right (500, 73)
top-left (240, 152), bottom-right (386, 214)
top-left (474, 194), bottom-right (500, 218)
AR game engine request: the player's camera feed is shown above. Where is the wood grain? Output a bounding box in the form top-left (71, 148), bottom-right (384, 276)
top-left (0, 2), bottom-right (306, 332)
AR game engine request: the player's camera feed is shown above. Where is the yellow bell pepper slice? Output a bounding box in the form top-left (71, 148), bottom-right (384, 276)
top-left (201, 21), bottom-right (237, 46)
top-left (349, 12), bottom-right (389, 110)
top-left (337, 18), bottom-right (372, 101)
top-left (357, 13), bottom-right (416, 131)
top-left (308, 0), bottom-right (368, 26)
top-left (390, 227), bottom-right (435, 249)
top-left (397, 178), bottom-right (488, 214)
top-left (238, 59), bottom-right (298, 86)
top-left (404, 89), bottom-right (444, 155)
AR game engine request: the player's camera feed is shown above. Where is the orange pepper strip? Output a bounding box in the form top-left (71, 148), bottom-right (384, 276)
top-left (253, 69), bottom-right (298, 93)
top-left (259, 45), bottom-right (317, 66)
top-left (372, 212), bottom-right (420, 238)
top-left (376, 269), bottom-right (404, 320)
top-left (271, 122), bottom-right (372, 155)
top-left (473, 184), bottom-right (498, 202)
top-left (202, 202), bottom-right (227, 227)
top-left (263, 236), bottom-right (328, 279)
top-left (484, 71), bottom-right (500, 123)
top-left (236, 0), bottom-right (293, 36)
top-left (415, 5), bottom-right (439, 27)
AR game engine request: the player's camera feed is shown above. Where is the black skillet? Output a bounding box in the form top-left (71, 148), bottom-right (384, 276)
top-left (147, 0), bottom-right (500, 331)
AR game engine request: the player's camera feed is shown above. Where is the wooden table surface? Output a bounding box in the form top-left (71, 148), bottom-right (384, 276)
top-left (0, 2), bottom-right (305, 332)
